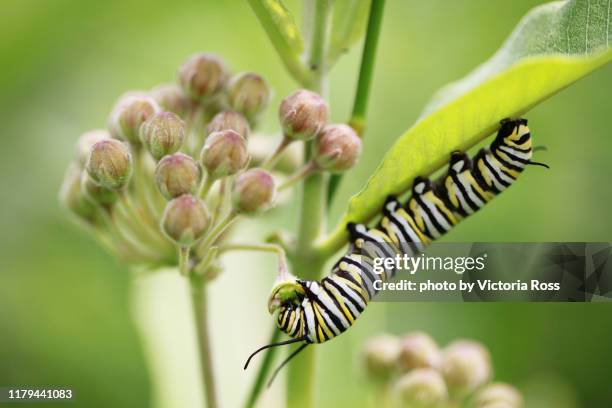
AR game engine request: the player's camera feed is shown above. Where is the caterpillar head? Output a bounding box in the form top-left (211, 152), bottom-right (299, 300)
top-left (498, 118), bottom-right (529, 144)
top-left (267, 275), bottom-right (305, 314)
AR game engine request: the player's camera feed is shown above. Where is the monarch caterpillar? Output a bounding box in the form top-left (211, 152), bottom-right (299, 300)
top-left (244, 118), bottom-right (548, 384)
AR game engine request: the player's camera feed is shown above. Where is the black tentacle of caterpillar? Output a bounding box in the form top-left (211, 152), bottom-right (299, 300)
top-left (244, 118), bottom-right (548, 386)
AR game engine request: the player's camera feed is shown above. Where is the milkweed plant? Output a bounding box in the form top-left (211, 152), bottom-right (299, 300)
top-left (59, 0), bottom-right (611, 407)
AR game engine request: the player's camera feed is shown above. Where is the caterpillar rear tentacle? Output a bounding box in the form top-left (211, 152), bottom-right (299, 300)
top-left (245, 118), bottom-right (548, 385)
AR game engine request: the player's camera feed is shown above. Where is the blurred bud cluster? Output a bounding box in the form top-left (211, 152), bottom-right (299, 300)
top-left (59, 52), bottom-right (363, 278)
top-left (361, 332), bottom-right (523, 408)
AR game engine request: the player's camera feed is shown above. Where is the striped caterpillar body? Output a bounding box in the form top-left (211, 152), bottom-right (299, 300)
top-left (245, 118), bottom-right (547, 383)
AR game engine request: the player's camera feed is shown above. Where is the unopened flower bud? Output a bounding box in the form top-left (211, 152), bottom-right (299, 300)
top-left (279, 89), bottom-right (329, 140)
top-left (362, 334), bottom-right (400, 382)
top-left (475, 383), bottom-right (523, 408)
top-left (109, 92), bottom-right (161, 143)
top-left (59, 164), bottom-right (97, 221)
top-left (441, 340), bottom-right (491, 396)
top-left (161, 195), bottom-right (209, 246)
top-left (398, 332), bottom-right (441, 372)
top-left (394, 368), bottom-right (448, 408)
top-left (178, 53), bottom-right (227, 101)
top-left (207, 111), bottom-right (250, 139)
top-left (200, 130), bottom-right (249, 178)
top-left (139, 111), bottom-right (186, 160)
top-left (151, 83), bottom-right (192, 118)
top-left (232, 168), bottom-right (276, 213)
top-left (81, 172), bottom-right (118, 207)
top-left (227, 72), bottom-right (270, 121)
top-left (86, 139), bottom-right (133, 190)
top-left (155, 153), bottom-right (202, 200)
top-left (75, 130), bottom-right (109, 167)
top-left (314, 124), bottom-right (361, 172)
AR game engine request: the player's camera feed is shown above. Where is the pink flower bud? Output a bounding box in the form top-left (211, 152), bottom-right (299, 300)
top-left (108, 92), bottom-right (161, 143)
top-left (75, 129), bottom-right (110, 167)
top-left (314, 124), bottom-right (361, 172)
top-left (161, 195), bottom-right (210, 246)
top-left (140, 112), bottom-right (186, 160)
top-left (155, 153), bottom-right (202, 200)
top-left (200, 130), bottom-right (249, 178)
top-left (398, 332), bottom-right (441, 372)
top-left (58, 163), bottom-right (97, 222)
top-left (279, 89), bottom-right (329, 140)
top-left (207, 111), bottom-right (250, 139)
top-left (178, 53), bottom-right (227, 101)
top-left (394, 368), bottom-right (448, 407)
top-left (441, 340), bottom-right (492, 396)
top-left (362, 334), bottom-right (401, 382)
top-left (227, 72), bottom-right (270, 121)
top-left (86, 139), bottom-right (133, 190)
top-left (232, 168), bottom-right (276, 213)
top-left (150, 83), bottom-right (193, 118)
top-left (475, 383), bottom-right (523, 408)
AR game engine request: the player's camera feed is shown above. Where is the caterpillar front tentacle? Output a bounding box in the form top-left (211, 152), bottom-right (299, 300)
top-left (245, 118), bottom-right (547, 385)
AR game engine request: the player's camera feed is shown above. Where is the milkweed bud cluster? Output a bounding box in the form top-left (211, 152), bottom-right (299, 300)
top-left (361, 332), bottom-right (523, 408)
top-left (59, 51), bottom-right (284, 275)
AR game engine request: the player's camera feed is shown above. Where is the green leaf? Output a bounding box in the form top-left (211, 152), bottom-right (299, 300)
top-left (247, 0), bottom-right (310, 84)
top-left (328, 0), bottom-right (372, 64)
top-left (323, 0), bottom-right (612, 250)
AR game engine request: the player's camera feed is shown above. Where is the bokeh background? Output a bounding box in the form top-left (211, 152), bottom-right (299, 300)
top-left (0, 0), bottom-right (610, 407)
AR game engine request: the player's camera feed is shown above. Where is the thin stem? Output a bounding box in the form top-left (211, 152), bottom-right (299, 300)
top-left (100, 208), bottom-right (164, 262)
top-left (218, 242), bottom-right (285, 256)
top-left (118, 190), bottom-right (170, 250)
top-left (211, 177), bottom-right (230, 224)
top-left (218, 242), bottom-right (288, 277)
top-left (198, 212), bottom-right (238, 253)
top-left (327, 0), bottom-right (386, 206)
top-left (247, 0), bottom-right (312, 85)
top-left (178, 246), bottom-right (190, 275)
top-left (199, 175), bottom-right (215, 199)
top-left (262, 136), bottom-right (292, 170)
top-left (243, 327), bottom-right (282, 408)
top-left (194, 211), bottom-right (238, 266)
top-left (278, 162), bottom-right (318, 191)
top-left (194, 246), bottom-right (218, 276)
top-left (189, 274), bottom-right (218, 408)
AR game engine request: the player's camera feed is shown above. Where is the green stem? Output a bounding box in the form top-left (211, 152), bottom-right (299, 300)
top-left (243, 1), bottom-right (331, 406)
top-left (286, 2), bottom-right (331, 408)
top-left (247, 0), bottom-right (312, 85)
top-left (178, 246), bottom-right (190, 275)
top-left (327, 0), bottom-right (386, 206)
top-left (278, 162), bottom-right (317, 192)
top-left (243, 327), bottom-right (282, 408)
top-left (199, 175), bottom-right (215, 200)
top-left (189, 274), bottom-right (218, 408)
top-left (262, 136), bottom-right (292, 170)
top-left (118, 190), bottom-right (172, 252)
top-left (195, 211), bottom-right (238, 258)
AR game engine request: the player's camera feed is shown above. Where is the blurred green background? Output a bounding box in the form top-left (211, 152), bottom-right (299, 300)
top-left (0, 0), bottom-right (610, 407)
